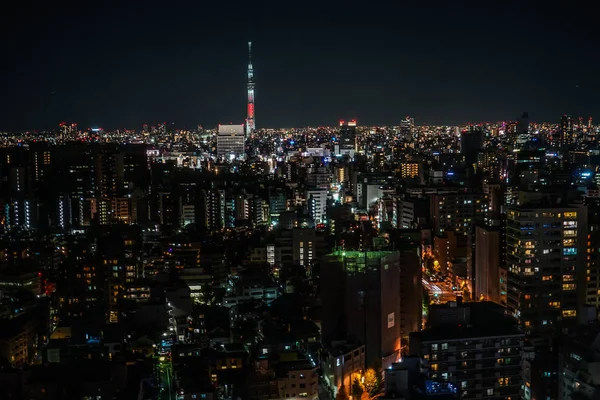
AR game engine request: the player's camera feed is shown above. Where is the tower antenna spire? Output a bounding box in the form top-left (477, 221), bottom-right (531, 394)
top-left (246, 41), bottom-right (256, 135)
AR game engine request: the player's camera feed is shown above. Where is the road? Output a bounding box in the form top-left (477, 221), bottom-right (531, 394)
top-left (422, 278), bottom-right (459, 304)
top-left (158, 359), bottom-right (173, 400)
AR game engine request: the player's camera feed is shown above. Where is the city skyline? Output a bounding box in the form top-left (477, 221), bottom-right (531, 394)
top-left (2, 2), bottom-right (600, 399)
top-left (2, 2), bottom-right (599, 131)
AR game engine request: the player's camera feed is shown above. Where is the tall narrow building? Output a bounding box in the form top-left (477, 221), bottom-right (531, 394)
top-left (246, 41), bottom-right (255, 135)
top-left (475, 225), bottom-right (506, 305)
top-left (506, 196), bottom-right (587, 335)
top-left (561, 114), bottom-right (574, 146)
top-left (338, 120), bottom-right (357, 156)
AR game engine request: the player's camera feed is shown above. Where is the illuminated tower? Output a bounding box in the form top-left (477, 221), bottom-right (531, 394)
top-left (246, 41), bottom-right (256, 135)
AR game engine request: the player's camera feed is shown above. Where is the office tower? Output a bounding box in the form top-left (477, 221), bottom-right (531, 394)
top-left (65, 146), bottom-right (95, 211)
top-left (246, 42), bottom-right (255, 135)
top-left (506, 199), bottom-right (587, 334)
top-left (338, 120), bottom-right (357, 157)
top-left (30, 142), bottom-right (52, 187)
top-left (399, 116), bottom-right (414, 137)
top-left (217, 124), bottom-right (245, 158)
top-left (373, 146), bottom-right (386, 170)
top-left (178, 182), bottom-right (198, 227)
top-left (430, 192), bottom-right (488, 236)
top-left (306, 188), bottom-right (327, 224)
top-left (122, 144), bottom-right (150, 193)
top-left (460, 127), bottom-right (484, 167)
top-left (94, 149), bottom-right (128, 225)
top-left (268, 189), bottom-right (287, 217)
top-left (202, 188), bottom-right (225, 231)
top-left (409, 302), bottom-right (523, 400)
top-left (476, 151), bottom-right (503, 180)
top-left (248, 195), bottom-right (268, 227)
top-left (157, 192), bottom-right (174, 227)
top-left (95, 149), bottom-right (124, 200)
top-left (321, 250), bottom-right (402, 369)
top-left (561, 115), bottom-right (575, 146)
top-left (474, 225), bottom-right (506, 306)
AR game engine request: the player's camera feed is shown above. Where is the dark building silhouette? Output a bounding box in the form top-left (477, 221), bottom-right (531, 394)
top-left (321, 250), bottom-right (402, 369)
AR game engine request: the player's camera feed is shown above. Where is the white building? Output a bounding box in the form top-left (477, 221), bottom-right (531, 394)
top-left (217, 124), bottom-right (245, 158)
top-left (306, 189), bottom-right (327, 224)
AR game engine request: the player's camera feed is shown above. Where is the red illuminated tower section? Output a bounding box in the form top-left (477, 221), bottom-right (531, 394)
top-left (246, 41), bottom-right (255, 135)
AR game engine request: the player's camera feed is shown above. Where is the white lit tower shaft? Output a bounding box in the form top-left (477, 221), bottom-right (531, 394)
top-left (246, 41), bottom-right (255, 135)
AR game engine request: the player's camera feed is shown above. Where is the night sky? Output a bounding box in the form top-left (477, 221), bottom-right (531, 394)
top-left (1, 1), bottom-right (598, 131)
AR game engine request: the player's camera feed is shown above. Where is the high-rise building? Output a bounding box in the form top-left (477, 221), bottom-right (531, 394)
top-left (398, 244), bottom-right (422, 344)
top-left (506, 199), bottom-right (587, 334)
top-left (268, 189), bottom-right (287, 218)
top-left (321, 250), bottom-right (402, 369)
top-left (430, 192), bottom-right (488, 236)
top-left (178, 182), bottom-right (198, 228)
top-left (474, 225), bottom-right (506, 306)
top-left (306, 189), bottom-right (327, 224)
top-left (95, 149), bottom-right (124, 200)
top-left (202, 188), bottom-right (225, 231)
top-left (409, 302), bottom-right (524, 400)
top-left (561, 115), bottom-right (575, 146)
top-left (337, 120), bottom-right (357, 157)
top-left (157, 192), bottom-right (174, 227)
top-left (585, 202), bottom-right (600, 308)
top-left (217, 124), bottom-right (245, 158)
top-left (460, 127), bottom-right (484, 170)
top-left (399, 117), bottom-right (414, 137)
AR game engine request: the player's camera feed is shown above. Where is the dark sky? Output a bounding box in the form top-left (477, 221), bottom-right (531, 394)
top-left (1, 1), bottom-right (598, 131)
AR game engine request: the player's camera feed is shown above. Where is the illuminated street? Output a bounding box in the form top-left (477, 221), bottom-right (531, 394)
top-left (422, 278), bottom-right (459, 304)
top-left (158, 359), bottom-right (173, 400)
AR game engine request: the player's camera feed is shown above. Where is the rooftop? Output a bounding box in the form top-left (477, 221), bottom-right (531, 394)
top-left (413, 302), bottom-right (521, 343)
